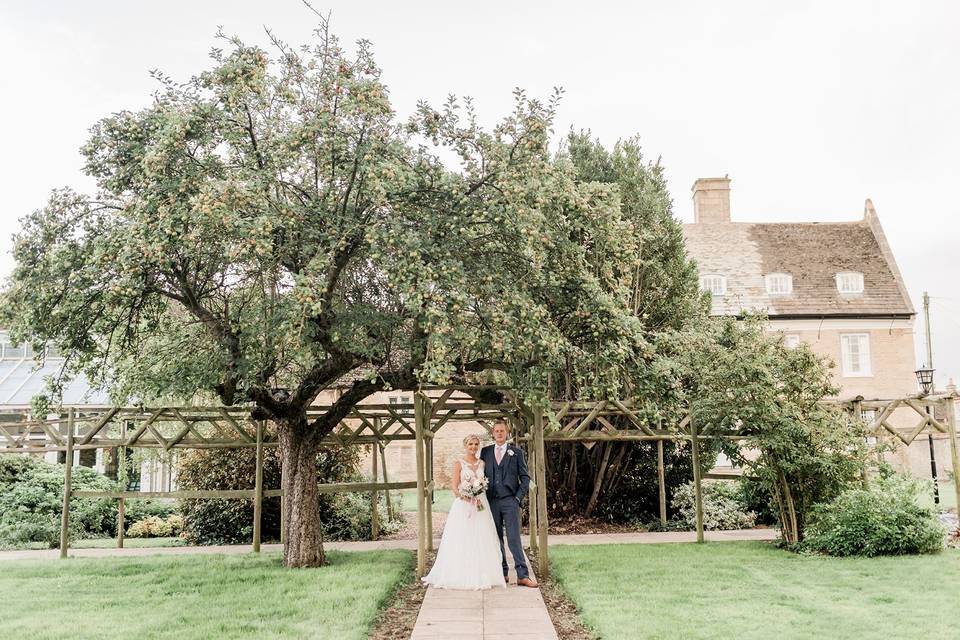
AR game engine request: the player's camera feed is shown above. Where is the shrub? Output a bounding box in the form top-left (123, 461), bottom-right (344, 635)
top-left (0, 511), bottom-right (60, 547)
top-left (126, 514), bottom-right (184, 538)
top-left (802, 475), bottom-right (946, 557)
top-left (0, 454), bottom-right (116, 547)
top-left (167, 513), bottom-right (185, 536)
top-left (127, 516), bottom-right (169, 538)
top-left (672, 479), bottom-right (756, 530)
top-left (124, 499), bottom-right (177, 531)
top-left (735, 473), bottom-right (779, 526)
top-left (321, 489), bottom-right (401, 541)
top-left (176, 442), bottom-right (401, 544)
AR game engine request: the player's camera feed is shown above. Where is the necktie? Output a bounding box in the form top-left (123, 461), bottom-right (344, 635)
top-left (496, 446), bottom-right (504, 464)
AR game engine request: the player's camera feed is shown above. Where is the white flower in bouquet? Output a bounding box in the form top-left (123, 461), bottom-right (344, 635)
top-left (459, 476), bottom-right (489, 511)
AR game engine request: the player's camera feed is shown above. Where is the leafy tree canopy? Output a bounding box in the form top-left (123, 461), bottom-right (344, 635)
top-left (3, 23), bottom-right (673, 424)
top-left (658, 315), bottom-right (869, 543)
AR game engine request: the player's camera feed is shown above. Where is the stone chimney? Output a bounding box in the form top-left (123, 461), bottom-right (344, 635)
top-left (692, 176), bottom-right (731, 223)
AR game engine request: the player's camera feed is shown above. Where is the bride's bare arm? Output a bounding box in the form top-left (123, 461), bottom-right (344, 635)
top-left (451, 460), bottom-right (462, 499)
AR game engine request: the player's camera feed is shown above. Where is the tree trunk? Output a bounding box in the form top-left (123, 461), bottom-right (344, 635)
top-left (585, 442), bottom-right (613, 516)
top-left (770, 477), bottom-right (792, 545)
top-left (279, 420), bottom-right (325, 568)
top-left (779, 470), bottom-right (799, 544)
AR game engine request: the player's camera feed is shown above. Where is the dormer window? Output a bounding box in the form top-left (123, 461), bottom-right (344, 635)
top-left (699, 275), bottom-right (727, 296)
top-left (765, 273), bottom-right (793, 295)
top-left (836, 272), bottom-right (864, 294)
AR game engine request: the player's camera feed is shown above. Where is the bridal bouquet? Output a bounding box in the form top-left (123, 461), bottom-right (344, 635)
top-left (459, 476), bottom-right (489, 512)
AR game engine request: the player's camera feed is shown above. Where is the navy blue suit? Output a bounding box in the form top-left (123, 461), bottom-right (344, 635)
top-left (481, 442), bottom-right (530, 580)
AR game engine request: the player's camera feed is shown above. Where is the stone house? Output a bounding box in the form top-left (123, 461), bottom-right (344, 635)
top-left (682, 176), bottom-right (951, 477)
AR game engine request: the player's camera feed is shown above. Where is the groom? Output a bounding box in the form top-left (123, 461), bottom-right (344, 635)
top-left (481, 418), bottom-right (538, 588)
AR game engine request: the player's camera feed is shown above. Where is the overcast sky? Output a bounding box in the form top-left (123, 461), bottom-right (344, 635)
top-left (1, 1), bottom-right (958, 387)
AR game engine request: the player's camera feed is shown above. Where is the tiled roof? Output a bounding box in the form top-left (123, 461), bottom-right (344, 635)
top-left (682, 203), bottom-right (915, 318)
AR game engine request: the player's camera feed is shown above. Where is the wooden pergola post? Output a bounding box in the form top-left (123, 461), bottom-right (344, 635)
top-left (426, 427), bottom-right (434, 552)
top-left (532, 407), bottom-right (549, 578)
top-left (656, 439), bottom-right (667, 526)
top-left (280, 424), bottom-right (286, 547)
top-left (945, 395), bottom-right (960, 514)
top-left (371, 438), bottom-right (380, 541)
top-left (117, 420), bottom-right (126, 548)
top-left (852, 397), bottom-right (869, 488)
top-left (690, 416), bottom-right (705, 543)
top-left (526, 413), bottom-right (539, 554)
top-left (378, 439), bottom-right (395, 519)
top-left (59, 408), bottom-right (75, 559)
top-left (414, 392), bottom-right (428, 577)
top-left (252, 420), bottom-right (264, 552)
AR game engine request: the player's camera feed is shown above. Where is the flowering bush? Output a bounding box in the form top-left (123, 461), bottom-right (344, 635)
top-left (672, 479), bottom-right (756, 531)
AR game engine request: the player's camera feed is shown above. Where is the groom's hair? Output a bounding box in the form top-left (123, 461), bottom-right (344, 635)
top-left (493, 417), bottom-right (510, 431)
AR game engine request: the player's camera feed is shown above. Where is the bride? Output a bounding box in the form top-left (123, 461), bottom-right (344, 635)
top-left (421, 434), bottom-right (506, 590)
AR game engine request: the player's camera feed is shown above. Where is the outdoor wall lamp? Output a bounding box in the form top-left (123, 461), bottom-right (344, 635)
top-left (915, 366), bottom-right (935, 395)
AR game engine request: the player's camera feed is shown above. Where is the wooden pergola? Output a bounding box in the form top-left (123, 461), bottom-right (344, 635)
top-left (1, 389), bottom-right (957, 579)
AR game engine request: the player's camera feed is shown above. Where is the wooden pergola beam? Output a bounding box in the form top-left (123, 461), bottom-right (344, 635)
top-left (14, 390), bottom-right (955, 565)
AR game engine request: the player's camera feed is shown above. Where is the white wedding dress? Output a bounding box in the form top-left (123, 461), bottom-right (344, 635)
top-left (421, 458), bottom-right (506, 590)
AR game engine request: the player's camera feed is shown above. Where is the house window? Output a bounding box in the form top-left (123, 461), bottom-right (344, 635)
top-left (783, 334), bottom-right (801, 349)
top-left (840, 333), bottom-right (872, 377)
top-left (389, 395), bottom-right (412, 415)
top-left (765, 273), bottom-right (793, 295)
top-left (699, 275), bottom-right (726, 296)
top-left (836, 272), bottom-right (864, 294)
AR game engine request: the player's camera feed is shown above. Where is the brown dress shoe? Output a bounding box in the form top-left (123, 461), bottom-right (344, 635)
top-left (517, 577), bottom-right (539, 588)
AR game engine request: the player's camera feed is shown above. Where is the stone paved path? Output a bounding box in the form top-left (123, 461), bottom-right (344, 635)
top-left (0, 528), bottom-right (777, 562)
top-left (411, 549), bottom-right (557, 640)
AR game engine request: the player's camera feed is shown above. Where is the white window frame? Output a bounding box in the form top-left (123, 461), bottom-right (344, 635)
top-left (765, 272), bottom-right (793, 295)
top-left (836, 272), bottom-right (864, 294)
top-left (0, 332), bottom-right (28, 360)
top-left (840, 333), bottom-right (872, 377)
top-left (699, 274), bottom-right (727, 296)
top-left (782, 334), bottom-right (801, 349)
top-left (389, 394), bottom-right (412, 415)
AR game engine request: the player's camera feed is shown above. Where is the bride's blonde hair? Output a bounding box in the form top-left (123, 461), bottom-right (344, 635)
top-left (462, 434), bottom-right (482, 448)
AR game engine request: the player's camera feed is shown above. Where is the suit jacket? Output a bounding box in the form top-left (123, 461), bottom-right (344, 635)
top-left (481, 442), bottom-right (530, 502)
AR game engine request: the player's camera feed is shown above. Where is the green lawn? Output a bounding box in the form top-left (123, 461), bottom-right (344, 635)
top-left (1, 536), bottom-right (187, 552)
top-left (551, 542), bottom-right (960, 640)
top-left (77, 536), bottom-right (187, 549)
top-left (0, 550), bottom-right (411, 640)
top-left (399, 488), bottom-right (454, 513)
